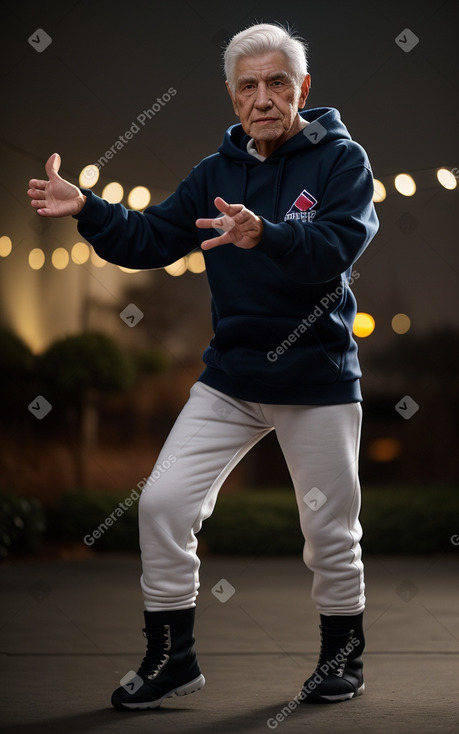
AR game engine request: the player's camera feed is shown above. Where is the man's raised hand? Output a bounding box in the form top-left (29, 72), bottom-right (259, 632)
top-left (27, 153), bottom-right (86, 217)
top-left (196, 197), bottom-right (263, 250)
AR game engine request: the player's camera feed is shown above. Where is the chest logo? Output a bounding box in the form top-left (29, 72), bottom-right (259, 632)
top-left (284, 189), bottom-right (318, 223)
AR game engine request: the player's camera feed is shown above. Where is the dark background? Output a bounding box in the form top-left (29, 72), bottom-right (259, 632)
top-left (1, 0), bottom-right (458, 497)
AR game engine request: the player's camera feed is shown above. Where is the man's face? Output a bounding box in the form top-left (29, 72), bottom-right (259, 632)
top-left (226, 51), bottom-right (311, 157)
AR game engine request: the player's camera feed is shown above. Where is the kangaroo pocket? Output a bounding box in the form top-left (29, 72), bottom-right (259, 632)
top-left (203, 316), bottom-right (345, 387)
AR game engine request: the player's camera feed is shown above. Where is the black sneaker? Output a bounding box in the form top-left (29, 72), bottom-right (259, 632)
top-left (111, 607), bottom-right (205, 710)
top-left (300, 613), bottom-right (365, 704)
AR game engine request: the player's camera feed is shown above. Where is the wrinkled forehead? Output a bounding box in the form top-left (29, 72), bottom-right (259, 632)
top-left (233, 51), bottom-right (295, 86)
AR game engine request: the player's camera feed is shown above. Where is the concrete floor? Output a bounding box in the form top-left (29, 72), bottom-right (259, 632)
top-left (1, 553), bottom-right (459, 733)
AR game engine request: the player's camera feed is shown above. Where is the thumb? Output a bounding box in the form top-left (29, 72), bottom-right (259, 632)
top-left (45, 152), bottom-right (62, 179)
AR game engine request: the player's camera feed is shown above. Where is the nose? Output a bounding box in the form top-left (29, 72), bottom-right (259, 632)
top-left (254, 82), bottom-right (272, 109)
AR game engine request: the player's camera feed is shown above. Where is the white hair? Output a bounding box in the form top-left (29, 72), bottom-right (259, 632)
top-left (224, 23), bottom-right (308, 93)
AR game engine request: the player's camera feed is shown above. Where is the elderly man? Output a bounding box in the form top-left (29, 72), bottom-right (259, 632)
top-left (28, 23), bottom-right (378, 708)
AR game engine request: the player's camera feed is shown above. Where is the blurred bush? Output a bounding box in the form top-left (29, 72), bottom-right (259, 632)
top-left (359, 484), bottom-right (459, 553)
top-left (200, 486), bottom-right (459, 555)
top-left (3, 485), bottom-right (457, 558)
top-left (0, 328), bottom-right (36, 415)
top-left (201, 490), bottom-right (304, 554)
top-left (39, 332), bottom-right (136, 396)
top-left (47, 490), bottom-right (140, 552)
top-left (0, 493), bottom-right (46, 558)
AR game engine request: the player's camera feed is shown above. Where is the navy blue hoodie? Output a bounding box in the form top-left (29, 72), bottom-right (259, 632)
top-left (75, 107), bottom-right (379, 405)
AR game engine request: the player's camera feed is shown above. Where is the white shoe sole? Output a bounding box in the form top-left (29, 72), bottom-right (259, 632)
top-left (118, 674), bottom-right (206, 710)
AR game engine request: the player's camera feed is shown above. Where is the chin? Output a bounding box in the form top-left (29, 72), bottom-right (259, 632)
top-left (252, 129), bottom-right (282, 141)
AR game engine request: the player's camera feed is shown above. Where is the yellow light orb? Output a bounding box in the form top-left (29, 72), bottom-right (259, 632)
top-left (391, 313), bottom-right (411, 334)
top-left (353, 312), bottom-right (375, 338)
top-left (51, 247), bottom-right (69, 270)
top-left (102, 182), bottom-right (124, 203)
top-left (90, 250), bottom-right (107, 268)
top-left (373, 179), bottom-right (386, 203)
top-left (436, 168), bottom-right (457, 190)
top-left (79, 164), bottom-right (100, 189)
top-left (71, 242), bottom-right (90, 264)
top-left (164, 258), bottom-right (187, 277)
top-left (118, 266), bottom-right (140, 273)
top-left (187, 251), bottom-right (206, 273)
top-left (29, 248), bottom-right (45, 270)
top-left (127, 186), bottom-right (151, 210)
top-left (0, 235), bottom-right (13, 257)
top-left (394, 173), bottom-right (416, 196)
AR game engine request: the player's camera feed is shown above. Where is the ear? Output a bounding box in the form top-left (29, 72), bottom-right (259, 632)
top-left (225, 80), bottom-right (240, 118)
top-left (298, 74), bottom-right (311, 110)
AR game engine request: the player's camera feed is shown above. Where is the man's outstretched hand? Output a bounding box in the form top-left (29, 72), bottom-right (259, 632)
top-left (27, 153), bottom-right (86, 217)
top-left (196, 197), bottom-right (263, 250)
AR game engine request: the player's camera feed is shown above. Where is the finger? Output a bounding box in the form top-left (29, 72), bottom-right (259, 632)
top-left (212, 214), bottom-right (235, 234)
top-left (27, 186), bottom-right (47, 199)
top-left (214, 196), bottom-right (229, 213)
top-left (201, 232), bottom-right (231, 250)
top-left (214, 197), bottom-right (244, 218)
top-left (195, 218), bottom-right (216, 229)
top-left (28, 179), bottom-right (47, 190)
top-left (30, 197), bottom-right (47, 208)
top-left (45, 152), bottom-right (61, 179)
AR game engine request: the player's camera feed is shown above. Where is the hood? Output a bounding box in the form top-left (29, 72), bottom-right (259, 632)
top-left (218, 107), bottom-right (352, 163)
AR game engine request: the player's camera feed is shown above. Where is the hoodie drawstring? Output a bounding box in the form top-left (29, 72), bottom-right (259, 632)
top-left (272, 156), bottom-right (286, 221)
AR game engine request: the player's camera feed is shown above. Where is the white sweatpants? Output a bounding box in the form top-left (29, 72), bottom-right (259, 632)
top-left (139, 382), bottom-right (365, 615)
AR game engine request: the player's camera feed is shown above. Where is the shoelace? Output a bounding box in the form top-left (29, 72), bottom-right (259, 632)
top-left (138, 626), bottom-right (171, 678)
top-left (316, 627), bottom-right (355, 676)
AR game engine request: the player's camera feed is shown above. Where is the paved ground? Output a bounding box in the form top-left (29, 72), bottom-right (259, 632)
top-left (1, 552), bottom-right (459, 734)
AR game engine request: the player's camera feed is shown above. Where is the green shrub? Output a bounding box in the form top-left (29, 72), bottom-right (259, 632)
top-left (201, 485), bottom-right (459, 555)
top-left (0, 493), bottom-right (46, 558)
top-left (200, 490), bottom-right (303, 555)
top-left (39, 332), bottom-right (136, 398)
top-left (40, 484), bottom-right (459, 556)
top-left (47, 490), bottom-right (140, 552)
top-left (360, 484), bottom-right (459, 553)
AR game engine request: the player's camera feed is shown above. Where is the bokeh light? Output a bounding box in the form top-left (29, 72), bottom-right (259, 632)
top-left (79, 164), bottom-right (100, 189)
top-left (436, 168), bottom-right (457, 190)
top-left (0, 235), bottom-right (13, 257)
top-left (368, 437), bottom-right (402, 462)
top-left (29, 248), bottom-right (45, 270)
top-left (391, 313), bottom-right (411, 334)
top-left (187, 251), bottom-right (206, 273)
top-left (164, 258), bottom-right (187, 277)
top-left (90, 250), bottom-right (107, 268)
top-left (118, 266), bottom-right (140, 273)
top-left (51, 248), bottom-right (70, 270)
top-left (372, 179), bottom-right (386, 203)
top-left (127, 186), bottom-right (151, 210)
top-left (353, 312), bottom-right (375, 338)
top-left (394, 173), bottom-right (416, 196)
top-left (71, 242), bottom-right (90, 264)
top-left (102, 182), bottom-right (124, 203)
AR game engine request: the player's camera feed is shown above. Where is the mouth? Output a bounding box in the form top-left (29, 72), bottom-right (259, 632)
top-left (254, 118), bottom-right (279, 124)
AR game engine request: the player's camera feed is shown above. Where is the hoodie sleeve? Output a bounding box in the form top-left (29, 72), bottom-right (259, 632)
top-left (255, 144), bottom-right (379, 284)
top-left (73, 168), bottom-right (202, 269)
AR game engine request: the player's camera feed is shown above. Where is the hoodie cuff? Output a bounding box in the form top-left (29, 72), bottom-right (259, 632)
top-left (255, 217), bottom-right (291, 259)
top-left (72, 189), bottom-right (110, 228)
